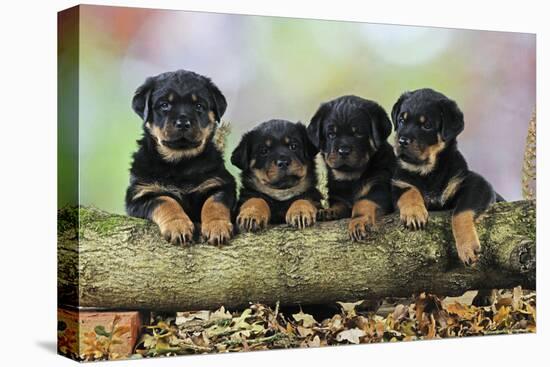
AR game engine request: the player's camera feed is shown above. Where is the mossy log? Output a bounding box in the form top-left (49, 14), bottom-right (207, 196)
top-left (58, 201), bottom-right (535, 311)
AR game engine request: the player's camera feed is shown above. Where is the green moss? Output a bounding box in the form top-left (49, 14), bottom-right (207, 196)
top-left (57, 205), bottom-right (79, 234)
top-left (77, 206), bottom-right (147, 235)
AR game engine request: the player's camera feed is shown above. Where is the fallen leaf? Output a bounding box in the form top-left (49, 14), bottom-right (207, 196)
top-left (494, 306), bottom-right (510, 326)
top-left (336, 328), bottom-right (365, 344)
top-left (175, 310), bottom-right (211, 325)
top-left (426, 314), bottom-right (437, 339)
top-left (494, 297), bottom-right (513, 310)
top-left (445, 302), bottom-right (476, 320)
top-left (211, 306), bottom-right (232, 321)
top-left (292, 311), bottom-right (317, 328)
top-left (399, 320), bottom-right (416, 337)
top-left (307, 335), bottom-right (321, 347)
top-left (297, 326), bottom-right (314, 337)
top-left (337, 300), bottom-right (364, 316)
top-left (512, 286), bottom-right (522, 310)
top-left (328, 314), bottom-right (343, 332)
top-left (393, 304), bottom-right (409, 322)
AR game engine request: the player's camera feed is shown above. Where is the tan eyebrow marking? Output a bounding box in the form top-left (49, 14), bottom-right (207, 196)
top-left (419, 115), bottom-right (426, 123)
top-left (265, 139), bottom-right (272, 147)
top-left (168, 93), bottom-right (174, 102)
top-left (191, 94), bottom-right (197, 102)
top-left (403, 112), bottom-right (408, 119)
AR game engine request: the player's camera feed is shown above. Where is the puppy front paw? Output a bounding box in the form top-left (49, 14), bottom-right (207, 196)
top-left (159, 217), bottom-right (195, 245)
top-left (452, 211), bottom-right (481, 266)
top-left (286, 200), bottom-right (317, 229)
top-left (456, 239), bottom-right (481, 266)
top-left (348, 214), bottom-right (377, 241)
top-left (399, 204), bottom-right (428, 230)
top-left (202, 220), bottom-right (233, 246)
top-left (237, 206), bottom-right (270, 233)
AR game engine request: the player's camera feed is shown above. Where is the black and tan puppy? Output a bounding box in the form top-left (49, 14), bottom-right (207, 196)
top-left (231, 119), bottom-right (322, 231)
top-left (307, 95), bottom-right (396, 241)
top-left (125, 70), bottom-right (236, 246)
top-left (391, 88), bottom-right (503, 266)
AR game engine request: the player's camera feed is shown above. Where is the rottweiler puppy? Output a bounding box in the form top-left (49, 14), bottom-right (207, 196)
top-left (231, 119), bottom-right (322, 231)
top-left (391, 88), bottom-right (503, 267)
top-left (307, 95), bottom-right (396, 241)
top-left (125, 70), bottom-right (236, 246)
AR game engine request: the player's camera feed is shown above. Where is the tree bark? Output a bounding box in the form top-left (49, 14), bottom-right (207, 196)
top-left (58, 201), bottom-right (535, 311)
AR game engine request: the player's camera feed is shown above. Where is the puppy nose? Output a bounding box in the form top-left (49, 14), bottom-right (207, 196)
top-left (398, 137), bottom-right (411, 147)
top-left (276, 158), bottom-right (290, 169)
top-left (337, 146), bottom-right (351, 156)
top-left (175, 119), bottom-right (192, 130)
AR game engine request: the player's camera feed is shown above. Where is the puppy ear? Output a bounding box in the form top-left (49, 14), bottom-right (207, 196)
top-left (439, 97), bottom-right (464, 141)
top-left (366, 103), bottom-right (392, 149)
top-left (231, 132), bottom-right (251, 170)
top-left (132, 77), bottom-right (155, 123)
top-left (307, 102), bottom-right (330, 150)
top-left (296, 122), bottom-right (319, 158)
top-left (205, 78), bottom-right (227, 122)
top-left (391, 91), bottom-right (412, 130)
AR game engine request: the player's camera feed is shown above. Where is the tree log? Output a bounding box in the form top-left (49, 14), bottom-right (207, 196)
top-left (58, 201), bottom-right (535, 311)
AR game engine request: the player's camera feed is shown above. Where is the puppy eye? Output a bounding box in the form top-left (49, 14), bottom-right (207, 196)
top-left (259, 147), bottom-right (269, 155)
top-left (422, 122), bottom-right (433, 130)
top-left (327, 132), bottom-right (336, 139)
top-left (398, 118), bottom-right (405, 126)
top-left (194, 103), bottom-right (204, 112)
top-left (355, 132), bottom-right (364, 138)
top-left (159, 102), bottom-right (171, 111)
top-left (289, 143), bottom-right (298, 151)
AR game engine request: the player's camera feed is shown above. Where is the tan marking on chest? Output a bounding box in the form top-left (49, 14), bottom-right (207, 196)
top-left (331, 169), bottom-right (362, 181)
top-left (354, 180), bottom-right (377, 201)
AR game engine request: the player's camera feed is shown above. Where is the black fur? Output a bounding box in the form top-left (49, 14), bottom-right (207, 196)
top-left (125, 70), bottom-right (235, 242)
top-left (391, 88), bottom-right (504, 273)
top-left (391, 88), bottom-right (501, 214)
top-left (232, 119), bottom-right (322, 224)
top-left (307, 95), bottom-right (396, 218)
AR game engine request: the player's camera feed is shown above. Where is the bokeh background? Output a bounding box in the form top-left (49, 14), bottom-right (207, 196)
top-left (62, 5), bottom-right (535, 213)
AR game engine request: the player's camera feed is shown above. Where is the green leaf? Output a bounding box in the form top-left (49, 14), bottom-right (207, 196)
top-left (94, 325), bottom-right (111, 337)
top-left (142, 334), bottom-right (156, 348)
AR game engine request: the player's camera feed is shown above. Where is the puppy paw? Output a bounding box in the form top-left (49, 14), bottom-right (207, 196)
top-left (348, 214), bottom-right (378, 241)
top-left (237, 206), bottom-right (270, 233)
top-left (318, 206), bottom-right (347, 221)
top-left (399, 204), bottom-right (428, 230)
top-left (286, 199), bottom-right (317, 229)
top-left (456, 239), bottom-right (481, 266)
top-left (159, 217), bottom-right (195, 245)
top-left (202, 220), bottom-right (233, 246)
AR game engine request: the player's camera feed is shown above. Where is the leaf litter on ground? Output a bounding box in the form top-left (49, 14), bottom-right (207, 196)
top-left (133, 288), bottom-right (535, 358)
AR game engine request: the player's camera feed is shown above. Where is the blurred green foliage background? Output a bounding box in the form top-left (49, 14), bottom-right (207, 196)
top-left (59, 5), bottom-right (535, 214)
